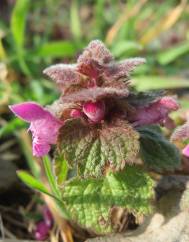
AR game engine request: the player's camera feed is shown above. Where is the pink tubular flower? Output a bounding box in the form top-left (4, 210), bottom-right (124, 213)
top-left (83, 100), bottom-right (105, 123)
top-left (9, 102), bottom-right (63, 157)
top-left (34, 206), bottom-right (53, 241)
top-left (129, 96), bottom-right (179, 127)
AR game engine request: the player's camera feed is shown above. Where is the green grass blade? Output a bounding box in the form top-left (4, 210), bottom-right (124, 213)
top-left (10, 0), bottom-right (31, 76)
top-left (157, 41), bottom-right (189, 65)
top-left (11, 0), bottom-right (30, 49)
top-left (36, 41), bottom-right (78, 58)
top-left (133, 75), bottom-right (189, 91)
top-left (17, 170), bottom-right (52, 196)
top-left (43, 155), bottom-right (60, 198)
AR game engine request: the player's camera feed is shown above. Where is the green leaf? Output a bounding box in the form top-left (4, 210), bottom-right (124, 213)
top-left (157, 41), bottom-right (189, 65)
top-left (17, 170), bottom-right (51, 196)
top-left (57, 119), bottom-right (140, 178)
top-left (133, 76), bottom-right (189, 91)
top-left (11, 0), bottom-right (30, 49)
top-left (53, 154), bottom-right (68, 187)
top-left (61, 166), bottom-right (154, 234)
top-left (138, 126), bottom-right (181, 172)
top-left (43, 156), bottom-right (61, 198)
top-left (36, 41), bottom-right (78, 58)
top-left (127, 90), bottom-right (165, 108)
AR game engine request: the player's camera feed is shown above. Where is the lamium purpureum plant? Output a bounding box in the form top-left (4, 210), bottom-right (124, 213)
top-left (10, 40), bottom-right (182, 234)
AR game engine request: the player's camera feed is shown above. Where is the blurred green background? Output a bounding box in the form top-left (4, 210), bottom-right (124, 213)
top-left (0, 0), bottom-right (189, 239)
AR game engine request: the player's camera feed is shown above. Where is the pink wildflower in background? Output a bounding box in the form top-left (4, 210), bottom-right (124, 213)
top-left (34, 207), bottom-right (53, 241)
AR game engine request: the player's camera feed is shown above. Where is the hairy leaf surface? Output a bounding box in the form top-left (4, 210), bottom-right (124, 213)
top-left (61, 86), bottom-right (129, 103)
top-left (127, 91), bottom-right (165, 108)
top-left (57, 119), bottom-right (139, 178)
top-left (61, 166), bottom-right (154, 234)
top-left (138, 126), bottom-right (181, 171)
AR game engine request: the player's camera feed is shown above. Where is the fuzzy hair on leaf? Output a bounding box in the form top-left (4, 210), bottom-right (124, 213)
top-left (104, 58), bottom-right (146, 80)
top-left (43, 64), bottom-right (87, 94)
top-left (61, 86), bottom-right (129, 103)
top-left (43, 40), bottom-right (145, 104)
top-left (77, 39), bottom-right (114, 65)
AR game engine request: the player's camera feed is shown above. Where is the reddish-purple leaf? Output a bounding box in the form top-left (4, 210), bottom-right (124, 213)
top-left (77, 40), bottom-right (113, 65)
top-left (61, 87), bottom-right (129, 103)
top-left (43, 64), bottom-right (87, 94)
top-left (104, 58), bottom-right (146, 80)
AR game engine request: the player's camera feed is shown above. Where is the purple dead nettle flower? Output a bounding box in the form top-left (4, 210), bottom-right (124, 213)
top-left (34, 207), bottom-right (53, 241)
top-left (9, 40), bottom-right (179, 157)
top-left (9, 102), bottom-right (63, 157)
top-left (128, 96), bottom-right (179, 127)
top-left (34, 221), bottom-right (50, 241)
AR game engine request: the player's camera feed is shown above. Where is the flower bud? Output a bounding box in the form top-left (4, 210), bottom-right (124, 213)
top-left (83, 101), bottom-right (105, 123)
top-left (34, 221), bottom-right (50, 241)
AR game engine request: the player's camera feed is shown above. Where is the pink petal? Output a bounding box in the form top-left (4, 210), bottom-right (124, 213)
top-left (34, 221), bottom-right (50, 241)
top-left (83, 100), bottom-right (105, 123)
top-left (30, 117), bottom-right (63, 157)
top-left (9, 102), bottom-right (48, 122)
top-left (129, 96), bottom-right (179, 127)
top-left (10, 102), bottom-right (63, 157)
top-left (182, 144), bottom-right (189, 157)
top-left (32, 142), bottom-right (51, 157)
